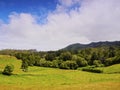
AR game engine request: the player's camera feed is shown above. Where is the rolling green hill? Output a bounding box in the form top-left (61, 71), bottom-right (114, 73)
top-left (0, 55), bottom-right (22, 74)
top-left (101, 64), bottom-right (120, 74)
top-left (0, 55), bottom-right (120, 90)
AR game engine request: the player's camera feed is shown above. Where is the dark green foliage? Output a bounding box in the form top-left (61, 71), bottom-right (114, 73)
top-left (59, 62), bottom-right (69, 69)
top-left (105, 57), bottom-right (114, 66)
top-left (59, 61), bottom-right (78, 69)
top-left (21, 60), bottom-right (28, 72)
top-left (51, 60), bottom-right (59, 68)
top-left (28, 55), bottom-right (35, 66)
top-left (2, 64), bottom-right (14, 75)
top-left (59, 52), bottom-right (72, 61)
top-left (45, 53), bottom-right (56, 61)
top-left (72, 55), bottom-right (88, 67)
top-left (63, 41), bottom-right (120, 51)
top-left (113, 56), bottom-right (120, 64)
top-left (39, 59), bottom-right (47, 67)
top-left (39, 59), bottom-right (53, 67)
top-left (105, 56), bottom-right (120, 66)
top-left (82, 66), bottom-right (103, 73)
top-left (108, 46), bottom-right (115, 57)
top-left (90, 52), bottom-right (98, 65)
top-left (15, 53), bottom-right (22, 59)
top-left (34, 56), bottom-right (41, 66)
top-left (93, 60), bottom-right (102, 67)
top-left (0, 41), bottom-right (120, 70)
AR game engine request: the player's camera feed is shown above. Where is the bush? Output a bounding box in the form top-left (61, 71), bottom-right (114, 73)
top-left (45, 61), bottom-right (53, 67)
top-left (2, 64), bottom-right (14, 75)
top-left (67, 61), bottom-right (78, 69)
top-left (72, 55), bottom-right (88, 67)
top-left (93, 60), bottom-right (102, 67)
top-left (113, 56), bottom-right (120, 64)
top-left (21, 60), bottom-right (28, 72)
top-left (105, 57), bottom-right (114, 66)
top-left (45, 53), bottom-right (56, 61)
top-left (82, 66), bottom-right (103, 73)
top-left (59, 61), bottom-right (78, 70)
top-left (105, 56), bottom-right (120, 66)
top-left (59, 52), bottom-right (72, 61)
top-left (39, 59), bottom-right (47, 67)
top-left (59, 61), bottom-right (69, 69)
top-left (39, 59), bottom-right (53, 67)
top-left (51, 60), bottom-right (59, 68)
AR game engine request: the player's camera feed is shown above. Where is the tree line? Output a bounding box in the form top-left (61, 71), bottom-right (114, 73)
top-left (0, 46), bottom-right (120, 71)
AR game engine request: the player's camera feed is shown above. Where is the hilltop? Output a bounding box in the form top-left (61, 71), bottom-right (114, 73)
top-left (63, 41), bottom-right (120, 51)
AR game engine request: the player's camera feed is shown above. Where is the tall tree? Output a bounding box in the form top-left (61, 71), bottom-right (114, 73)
top-left (21, 60), bottom-right (28, 72)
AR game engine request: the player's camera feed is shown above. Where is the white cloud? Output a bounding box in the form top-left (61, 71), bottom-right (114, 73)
top-left (58, 0), bottom-right (80, 7)
top-left (56, 0), bottom-right (81, 12)
top-left (0, 0), bottom-right (120, 51)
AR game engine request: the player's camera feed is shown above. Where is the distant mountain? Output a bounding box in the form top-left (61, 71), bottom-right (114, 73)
top-left (62, 41), bottom-right (120, 51)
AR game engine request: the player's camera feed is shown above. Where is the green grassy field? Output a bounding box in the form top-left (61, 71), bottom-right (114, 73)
top-left (0, 55), bottom-right (120, 90)
top-left (102, 64), bottom-right (120, 74)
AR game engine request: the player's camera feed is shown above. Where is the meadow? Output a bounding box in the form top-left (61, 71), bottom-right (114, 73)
top-left (0, 55), bottom-right (120, 90)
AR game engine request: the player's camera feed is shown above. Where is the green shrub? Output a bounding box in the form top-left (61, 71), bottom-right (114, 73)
top-left (39, 59), bottom-right (54, 67)
top-left (59, 61), bottom-right (78, 69)
top-left (82, 66), bottom-right (103, 73)
top-left (72, 55), bottom-right (88, 67)
top-left (51, 60), bottom-right (59, 68)
top-left (45, 61), bottom-right (53, 67)
top-left (67, 61), bottom-right (78, 69)
top-left (21, 60), bottom-right (28, 72)
top-left (59, 52), bottom-right (72, 61)
top-left (45, 53), bottom-right (56, 61)
top-left (105, 56), bottom-right (120, 66)
top-left (93, 60), bottom-right (103, 67)
top-left (2, 64), bottom-right (14, 75)
top-left (59, 62), bottom-right (69, 69)
top-left (113, 56), bottom-right (120, 64)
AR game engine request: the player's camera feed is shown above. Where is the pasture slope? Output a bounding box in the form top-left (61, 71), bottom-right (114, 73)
top-left (0, 55), bottom-right (120, 90)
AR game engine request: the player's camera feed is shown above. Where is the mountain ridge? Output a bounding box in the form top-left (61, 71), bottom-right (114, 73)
top-left (62, 41), bottom-right (120, 51)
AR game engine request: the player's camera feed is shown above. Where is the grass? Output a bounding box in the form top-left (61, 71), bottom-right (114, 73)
top-left (102, 64), bottom-right (120, 74)
top-left (0, 55), bottom-right (22, 74)
top-left (0, 55), bottom-right (120, 90)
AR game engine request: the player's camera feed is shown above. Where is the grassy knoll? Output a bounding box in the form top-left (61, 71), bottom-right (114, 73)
top-left (102, 64), bottom-right (120, 74)
top-left (0, 55), bottom-right (120, 90)
top-left (0, 55), bottom-right (22, 74)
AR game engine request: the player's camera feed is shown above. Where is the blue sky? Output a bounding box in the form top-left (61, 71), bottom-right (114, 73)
top-left (0, 0), bottom-right (57, 23)
top-left (0, 0), bottom-right (120, 51)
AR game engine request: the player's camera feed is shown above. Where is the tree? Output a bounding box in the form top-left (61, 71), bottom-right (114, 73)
top-left (59, 61), bottom-right (78, 69)
top-left (72, 55), bottom-right (88, 67)
top-left (93, 60), bottom-right (103, 67)
top-left (67, 61), bottom-right (78, 69)
top-left (51, 60), bottom-right (59, 68)
top-left (91, 52), bottom-right (98, 60)
top-left (59, 52), bottom-right (72, 61)
top-left (90, 52), bottom-right (98, 65)
top-left (15, 53), bottom-right (22, 59)
top-left (21, 60), bottom-right (28, 72)
top-left (28, 54), bottom-right (35, 66)
top-left (113, 56), bottom-right (120, 64)
top-left (105, 56), bottom-right (120, 66)
top-left (2, 64), bottom-right (14, 75)
top-left (39, 59), bottom-right (47, 67)
top-left (105, 57), bottom-right (114, 66)
top-left (45, 53), bottom-right (56, 61)
top-left (59, 61), bottom-right (69, 69)
top-left (108, 46), bottom-right (115, 58)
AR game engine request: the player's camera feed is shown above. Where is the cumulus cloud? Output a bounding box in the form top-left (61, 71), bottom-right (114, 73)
top-left (0, 0), bottom-right (120, 50)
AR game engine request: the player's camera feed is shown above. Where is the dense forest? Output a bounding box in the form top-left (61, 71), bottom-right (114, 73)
top-left (0, 41), bottom-right (120, 72)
